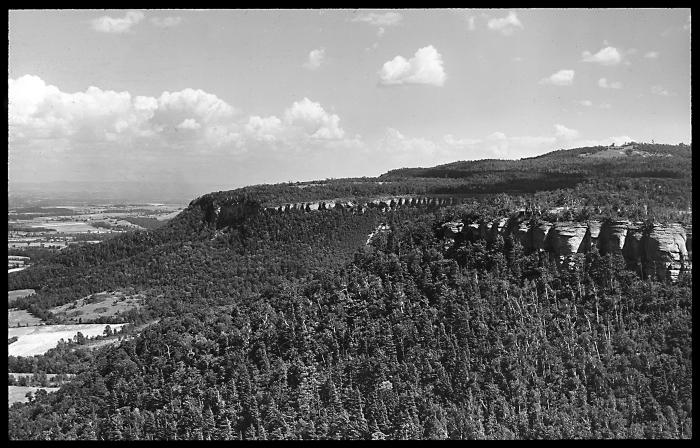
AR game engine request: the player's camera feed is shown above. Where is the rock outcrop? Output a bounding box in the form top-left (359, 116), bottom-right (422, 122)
top-left (548, 222), bottom-right (588, 256)
top-left (444, 216), bottom-right (690, 281)
top-left (531, 221), bottom-right (553, 252)
top-left (643, 223), bottom-right (688, 280)
top-left (599, 220), bottom-right (629, 255)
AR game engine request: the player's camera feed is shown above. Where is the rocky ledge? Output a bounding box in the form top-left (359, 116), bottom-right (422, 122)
top-left (442, 217), bottom-right (690, 281)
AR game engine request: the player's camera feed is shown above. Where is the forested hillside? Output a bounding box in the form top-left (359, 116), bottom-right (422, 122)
top-left (7, 143), bottom-right (692, 439)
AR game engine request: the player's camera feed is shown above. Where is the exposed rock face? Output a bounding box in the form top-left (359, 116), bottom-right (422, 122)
top-left (442, 221), bottom-right (464, 238)
top-left (548, 222), bottom-right (588, 256)
top-left (623, 222), bottom-right (645, 274)
top-left (599, 220), bottom-right (630, 255)
top-left (486, 218), bottom-right (509, 243)
top-left (465, 222), bottom-right (482, 241)
top-left (450, 215), bottom-right (690, 281)
top-left (644, 223), bottom-right (688, 280)
top-left (583, 220), bottom-right (602, 252)
top-left (531, 222), bottom-right (553, 252)
top-left (514, 221), bottom-right (531, 250)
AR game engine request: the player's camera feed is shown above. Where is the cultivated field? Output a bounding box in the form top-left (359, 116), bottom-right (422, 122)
top-left (8, 323), bottom-right (126, 357)
top-left (8, 289), bottom-right (35, 304)
top-left (8, 386), bottom-right (61, 406)
top-left (50, 291), bottom-right (143, 324)
top-left (8, 309), bottom-right (44, 327)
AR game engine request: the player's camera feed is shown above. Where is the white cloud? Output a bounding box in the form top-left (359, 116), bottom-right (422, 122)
top-left (582, 46), bottom-right (622, 65)
top-left (150, 16), bottom-right (183, 28)
top-left (377, 27), bottom-right (386, 37)
top-left (283, 98), bottom-right (345, 139)
top-left (351, 11), bottom-right (403, 27)
top-left (651, 85), bottom-right (673, 96)
top-left (177, 118), bottom-right (201, 130)
top-left (245, 115), bottom-right (283, 142)
top-left (91, 11), bottom-right (145, 33)
top-left (554, 124), bottom-right (579, 140)
top-left (303, 48), bottom-right (325, 70)
top-left (540, 69), bottom-right (575, 86)
top-left (599, 102), bottom-right (612, 109)
top-left (378, 45), bottom-right (446, 86)
top-left (8, 75), bottom-right (366, 184)
top-left (8, 75), bottom-right (241, 153)
top-left (598, 77), bottom-right (623, 89)
top-left (487, 11), bottom-right (523, 36)
top-left (644, 51), bottom-right (660, 59)
top-left (577, 99), bottom-right (593, 107)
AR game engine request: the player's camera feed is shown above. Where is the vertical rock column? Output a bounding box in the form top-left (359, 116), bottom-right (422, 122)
top-left (599, 220), bottom-right (630, 255)
top-left (643, 223), bottom-right (688, 281)
top-left (548, 222), bottom-right (589, 256)
top-left (530, 221), bottom-right (553, 252)
top-left (623, 222), bottom-right (645, 276)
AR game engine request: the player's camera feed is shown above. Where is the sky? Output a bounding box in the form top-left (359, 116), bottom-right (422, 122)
top-left (8, 9), bottom-right (691, 193)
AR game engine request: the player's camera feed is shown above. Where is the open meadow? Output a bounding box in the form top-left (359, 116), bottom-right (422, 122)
top-left (8, 289), bottom-right (35, 305)
top-left (8, 386), bottom-right (61, 406)
top-left (8, 323), bottom-right (126, 357)
top-left (50, 291), bottom-right (143, 324)
top-left (8, 309), bottom-right (44, 327)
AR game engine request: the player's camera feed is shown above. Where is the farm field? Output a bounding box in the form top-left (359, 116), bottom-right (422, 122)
top-left (8, 289), bottom-right (35, 304)
top-left (8, 309), bottom-right (44, 327)
top-left (50, 290), bottom-right (143, 324)
top-left (8, 386), bottom-right (61, 406)
top-left (8, 323), bottom-right (126, 357)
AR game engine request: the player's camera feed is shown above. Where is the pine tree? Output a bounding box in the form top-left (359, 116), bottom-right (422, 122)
top-left (202, 406), bottom-right (216, 440)
top-left (215, 417), bottom-right (233, 440)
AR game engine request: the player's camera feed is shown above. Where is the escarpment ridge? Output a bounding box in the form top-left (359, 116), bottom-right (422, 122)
top-left (441, 216), bottom-right (691, 281)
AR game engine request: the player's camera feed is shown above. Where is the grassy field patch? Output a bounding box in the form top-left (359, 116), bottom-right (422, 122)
top-left (50, 291), bottom-right (143, 324)
top-left (8, 386), bottom-right (61, 406)
top-left (8, 309), bottom-right (44, 327)
top-left (8, 289), bottom-right (35, 305)
top-left (8, 323), bottom-right (126, 356)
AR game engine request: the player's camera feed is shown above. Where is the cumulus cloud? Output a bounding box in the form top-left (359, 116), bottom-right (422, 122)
top-left (283, 98), bottom-right (344, 139)
top-left (176, 118), bottom-right (201, 130)
top-left (150, 16), bottom-right (183, 28)
top-left (91, 11), bottom-right (145, 33)
top-left (351, 11), bottom-right (403, 27)
top-left (554, 124), bottom-right (579, 140)
top-left (582, 46), bottom-right (622, 65)
top-left (540, 69), bottom-right (575, 86)
top-left (598, 78), bottom-right (623, 89)
top-left (644, 51), bottom-right (660, 59)
top-left (245, 115), bottom-right (283, 142)
top-left (378, 45), bottom-right (446, 86)
top-left (9, 75), bottom-right (361, 184)
top-left (303, 48), bottom-right (325, 70)
top-left (8, 75), bottom-right (244, 155)
top-left (487, 11), bottom-right (523, 36)
top-left (577, 99), bottom-right (593, 107)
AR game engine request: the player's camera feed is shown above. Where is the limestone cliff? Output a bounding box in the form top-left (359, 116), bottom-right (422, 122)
top-left (643, 223), bottom-right (688, 280)
top-left (547, 222), bottom-right (588, 256)
top-left (446, 216), bottom-right (690, 281)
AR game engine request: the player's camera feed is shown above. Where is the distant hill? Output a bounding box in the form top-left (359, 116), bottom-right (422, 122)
top-left (380, 142), bottom-right (691, 181)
